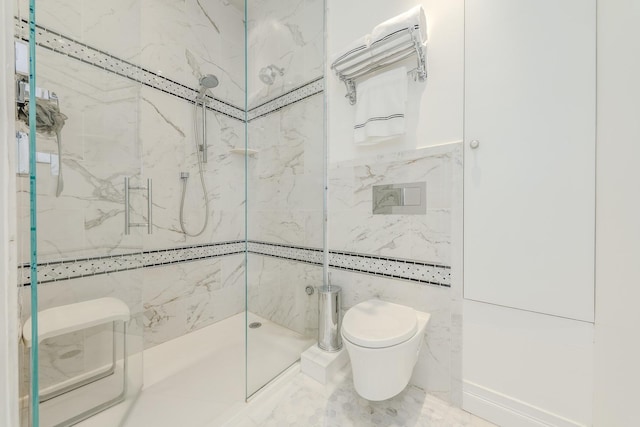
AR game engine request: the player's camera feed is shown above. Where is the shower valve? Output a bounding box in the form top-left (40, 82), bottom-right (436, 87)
top-left (180, 172), bottom-right (189, 180)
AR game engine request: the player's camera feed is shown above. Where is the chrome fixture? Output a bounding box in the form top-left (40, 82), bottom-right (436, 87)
top-left (124, 177), bottom-right (153, 234)
top-left (179, 74), bottom-right (219, 237)
top-left (372, 181), bottom-right (426, 215)
top-left (318, 285), bottom-right (342, 352)
top-left (196, 74), bottom-right (219, 101)
top-left (259, 64), bottom-right (285, 85)
top-left (194, 74), bottom-right (219, 163)
top-left (16, 76), bottom-right (67, 196)
top-left (331, 27), bottom-right (427, 105)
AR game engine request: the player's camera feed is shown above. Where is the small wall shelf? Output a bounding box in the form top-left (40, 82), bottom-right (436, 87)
top-left (229, 148), bottom-right (258, 156)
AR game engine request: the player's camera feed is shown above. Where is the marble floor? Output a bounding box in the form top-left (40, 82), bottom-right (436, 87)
top-left (227, 368), bottom-right (496, 427)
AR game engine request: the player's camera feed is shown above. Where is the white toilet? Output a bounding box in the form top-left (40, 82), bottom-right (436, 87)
top-left (341, 299), bottom-right (431, 401)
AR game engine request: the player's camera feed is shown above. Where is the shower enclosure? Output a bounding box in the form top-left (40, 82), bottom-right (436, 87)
top-left (18, 0), bottom-right (325, 425)
top-left (245, 0), bottom-right (326, 397)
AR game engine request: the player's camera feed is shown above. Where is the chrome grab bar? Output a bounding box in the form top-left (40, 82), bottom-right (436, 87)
top-left (124, 177), bottom-right (153, 235)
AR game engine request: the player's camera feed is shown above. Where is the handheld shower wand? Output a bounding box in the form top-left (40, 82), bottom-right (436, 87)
top-left (194, 74), bottom-right (219, 164)
top-left (179, 74), bottom-right (219, 237)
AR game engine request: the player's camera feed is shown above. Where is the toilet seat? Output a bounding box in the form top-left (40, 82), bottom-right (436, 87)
top-left (342, 299), bottom-right (418, 348)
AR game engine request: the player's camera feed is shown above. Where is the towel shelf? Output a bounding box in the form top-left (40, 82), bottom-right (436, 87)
top-left (331, 27), bottom-right (427, 105)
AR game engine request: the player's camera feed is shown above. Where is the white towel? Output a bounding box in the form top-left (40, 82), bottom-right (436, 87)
top-left (371, 5), bottom-right (428, 46)
top-left (331, 34), bottom-right (371, 71)
top-left (354, 66), bottom-right (408, 144)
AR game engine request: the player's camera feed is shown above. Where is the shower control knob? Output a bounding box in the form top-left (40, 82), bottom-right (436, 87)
top-left (469, 140), bottom-right (480, 149)
top-left (305, 286), bottom-right (315, 296)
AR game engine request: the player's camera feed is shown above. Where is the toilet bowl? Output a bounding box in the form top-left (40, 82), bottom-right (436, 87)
top-left (341, 299), bottom-right (430, 401)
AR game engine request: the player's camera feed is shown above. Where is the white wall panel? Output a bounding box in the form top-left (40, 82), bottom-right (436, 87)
top-left (1, 0), bottom-right (19, 423)
top-left (463, 301), bottom-right (594, 426)
top-left (464, 0), bottom-right (596, 321)
top-left (594, 0), bottom-right (640, 425)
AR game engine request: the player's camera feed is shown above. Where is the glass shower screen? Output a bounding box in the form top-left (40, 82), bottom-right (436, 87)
top-left (21, 1), bottom-right (144, 425)
top-left (244, 0), bottom-right (326, 398)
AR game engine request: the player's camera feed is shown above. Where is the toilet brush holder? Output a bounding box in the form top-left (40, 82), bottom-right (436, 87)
top-left (318, 285), bottom-right (342, 352)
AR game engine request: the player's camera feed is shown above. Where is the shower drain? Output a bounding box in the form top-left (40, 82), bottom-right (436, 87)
top-left (249, 322), bottom-right (262, 329)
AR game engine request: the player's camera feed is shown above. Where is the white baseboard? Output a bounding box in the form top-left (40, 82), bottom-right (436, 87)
top-left (462, 381), bottom-right (587, 427)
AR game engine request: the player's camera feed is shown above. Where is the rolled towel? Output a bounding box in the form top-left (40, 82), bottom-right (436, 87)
top-left (354, 66), bottom-right (408, 144)
top-left (371, 5), bottom-right (427, 46)
top-left (331, 34), bottom-right (371, 72)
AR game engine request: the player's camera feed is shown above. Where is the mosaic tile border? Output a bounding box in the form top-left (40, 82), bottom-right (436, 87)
top-left (329, 251), bottom-right (451, 287)
top-left (20, 241), bottom-right (450, 287)
top-left (248, 241), bottom-right (450, 287)
top-left (248, 241), bottom-right (324, 265)
top-left (14, 18), bottom-right (245, 121)
top-left (19, 241), bottom-right (245, 285)
top-left (247, 78), bottom-right (324, 121)
top-left (14, 18), bottom-right (324, 123)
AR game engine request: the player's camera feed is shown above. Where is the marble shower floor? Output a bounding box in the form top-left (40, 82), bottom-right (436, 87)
top-left (76, 312), bottom-right (313, 427)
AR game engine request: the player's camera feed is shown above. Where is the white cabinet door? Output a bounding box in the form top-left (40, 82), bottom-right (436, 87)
top-left (464, 0), bottom-right (596, 321)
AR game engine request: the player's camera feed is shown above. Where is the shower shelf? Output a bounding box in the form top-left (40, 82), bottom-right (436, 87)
top-left (229, 148), bottom-right (259, 156)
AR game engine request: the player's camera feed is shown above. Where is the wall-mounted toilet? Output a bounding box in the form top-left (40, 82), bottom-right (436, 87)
top-left (341, 299), bottom-right (431, 401)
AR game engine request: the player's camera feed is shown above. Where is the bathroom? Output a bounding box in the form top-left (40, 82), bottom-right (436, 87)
top-left (0, 0), bottom-right (638, 426)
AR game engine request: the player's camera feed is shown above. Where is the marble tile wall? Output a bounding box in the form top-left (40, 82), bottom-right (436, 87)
top-left (327, 142), bottom-right (463, 403)
top-left (143, 253), bottom-right (245, 348)
top-left (244, 0), bottom-right (326, 363)
top-left (140, 86), bottom-right (246, 251)
top-left (16, 0), bottom-right (142, 63)
top-left (247, 93), bottom-right (324, 249)
top-left (17, 0), bottom-right (245, 108)
top-left (247, 254), bottom-right (320, 338)
top-left (329, 144), bottom-right (458, 265)
top-left (15, 0), bottom-right (248, 408)
top-left (247, 0), bottom-right (324, 108)
top-left (246, 90), bottom-right (324, 343)
top-left (140, 0), bottom-right (245, 108)
top-left (15, 46), bottom-right (142, 264)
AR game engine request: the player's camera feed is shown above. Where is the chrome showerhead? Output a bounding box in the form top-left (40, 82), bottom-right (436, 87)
top-left (259, 65), bottom-right (284, 85)
top-left (200, 74), bottom-right (219, 89)
top-left (196, 74), bottom-right (219, 100)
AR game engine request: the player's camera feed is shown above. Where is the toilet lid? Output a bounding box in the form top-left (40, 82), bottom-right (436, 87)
top-left (342, 299), bottom-right (418, 348)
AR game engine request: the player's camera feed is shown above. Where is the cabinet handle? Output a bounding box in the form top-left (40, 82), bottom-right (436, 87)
top-left (470, 140), bottom-right (480, 149)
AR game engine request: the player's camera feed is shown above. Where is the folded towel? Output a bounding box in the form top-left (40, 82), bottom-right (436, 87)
top-left (368, 32), bottom-right (415, 68)
top-left (354, 66), bottom-right (408, 144)
top-left (331, 34), bottom-right (371, 71)
top-left (371, 5), bottom-right (428, 46)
